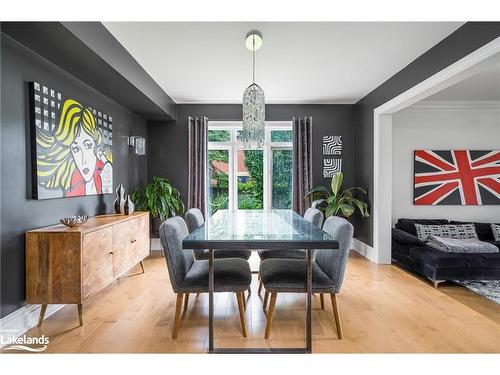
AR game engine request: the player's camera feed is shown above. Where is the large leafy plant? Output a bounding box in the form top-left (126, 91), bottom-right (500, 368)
top-left (132, 176), bottom-right (185, 220)
top-left (306, 172), bottom-right (369, 218)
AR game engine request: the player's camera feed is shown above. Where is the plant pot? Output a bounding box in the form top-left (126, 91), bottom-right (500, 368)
top-left (152, 217), bottom-right (165, 237)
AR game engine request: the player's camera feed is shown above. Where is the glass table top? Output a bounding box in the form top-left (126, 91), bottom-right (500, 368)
top-left (183, 210), bottom-right (338, 250)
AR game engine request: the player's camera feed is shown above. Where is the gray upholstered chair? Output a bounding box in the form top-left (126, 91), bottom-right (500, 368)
top-left (259, 215), bottom-right (354, 339)
top-left (160, 216), bottom-right (251, 338)
top-left (311, 199), bottom-right (326, 210)
top-left (185, 208), bottom-right (251, 260)
top-left (257, 207), bottom-right (324, 296)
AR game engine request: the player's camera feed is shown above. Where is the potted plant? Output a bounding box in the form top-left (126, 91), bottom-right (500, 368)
top-left (132, 176), bottom-right (185, 236)
top-left (305, 172), bottom-right (369, 218)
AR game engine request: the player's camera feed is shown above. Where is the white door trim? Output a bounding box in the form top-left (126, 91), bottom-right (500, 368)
top-left (372, 36), bottom-right (500, 264)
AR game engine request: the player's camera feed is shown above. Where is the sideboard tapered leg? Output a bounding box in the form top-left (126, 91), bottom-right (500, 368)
top-left (77, 304), bottom-right (83, 326)
top-left (38, 305), bottom-right (47, 327)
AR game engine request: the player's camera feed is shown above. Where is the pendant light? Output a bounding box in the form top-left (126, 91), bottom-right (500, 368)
top-left (242, 30), bottom-right (265, 149)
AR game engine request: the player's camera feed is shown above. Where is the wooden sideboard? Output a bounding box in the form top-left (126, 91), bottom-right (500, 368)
top-left (26, 212), bottom-right (150, 327)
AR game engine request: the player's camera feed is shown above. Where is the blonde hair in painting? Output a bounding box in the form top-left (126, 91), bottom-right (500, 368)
top-left (36, 99), bottom-right (102, 191)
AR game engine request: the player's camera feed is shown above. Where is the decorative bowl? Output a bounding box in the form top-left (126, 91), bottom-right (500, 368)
top-left (59, 215), bottom-right (88, 227)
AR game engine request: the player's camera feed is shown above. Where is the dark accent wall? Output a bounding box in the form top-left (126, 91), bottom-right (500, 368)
top-left (148, 103), bottom-right (354, 210)
top-left (354, 22), bottom-right (500, 246)
top-left (0, 34), bottom-right (148, 318)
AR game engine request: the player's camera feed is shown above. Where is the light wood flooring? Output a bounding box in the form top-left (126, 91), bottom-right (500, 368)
top-left (15, 252), bottom-right (500, 353)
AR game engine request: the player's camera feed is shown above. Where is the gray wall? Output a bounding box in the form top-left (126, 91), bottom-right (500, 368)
top-left (392, 108), bottom-right (500, 224)
top-left (354, 22), bottom-right (500, 246)
top-left (148, 104), bottom-right (354, 210)
top-left (0, 35), bottom-right (148, 318)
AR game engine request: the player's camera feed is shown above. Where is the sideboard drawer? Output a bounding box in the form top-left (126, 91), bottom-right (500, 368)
top-left (82, 227), bottom-right (114, 298)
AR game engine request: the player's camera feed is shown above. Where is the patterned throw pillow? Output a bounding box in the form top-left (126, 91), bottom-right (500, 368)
top-left (415, 224), bottom-right (478, 241)
top-left (492, 224), bottom-right (500, 241)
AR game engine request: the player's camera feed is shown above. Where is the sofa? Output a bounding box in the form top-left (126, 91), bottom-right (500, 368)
top-left (392, 218), bottom-right (500, 287)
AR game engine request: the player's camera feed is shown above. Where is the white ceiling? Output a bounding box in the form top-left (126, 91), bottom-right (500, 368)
top-left (426, 61), bottom-right (500, 101)
top-left (104, 22), bottom-right (463, 104)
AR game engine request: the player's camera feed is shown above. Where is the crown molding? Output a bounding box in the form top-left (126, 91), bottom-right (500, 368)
top-left (406, 100), bottom-right (500, 111)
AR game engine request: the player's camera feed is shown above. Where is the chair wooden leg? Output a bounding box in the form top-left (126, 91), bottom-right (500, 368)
top-left (320, 293), bottom-right (325, 309)
top-left (236, 292), bottom-right (247, 337)
top-left (139, 260), bottom-right (145, 273)
top-left (242, 291), bottom-right (247, 311)
top-left (37, 304), bottom-right (47, 327)
top-left (183, 293), bottom-right (190, 313)
top-left (330, 293), bottom-right (343, 339)
top-left (264, 292), bottom-right (277, 339)
top-left (263, 290), bottom-right (269, 311)
top-left (173, 293), bottom-right (183, 339)
top-left (258, 279), bottom-right (263, 296)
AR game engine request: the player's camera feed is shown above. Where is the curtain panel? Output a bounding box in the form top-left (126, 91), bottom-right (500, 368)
top-left (292, 116), bottom-right (313, 215)
top-left (187, 116), bottom-right (208, 214)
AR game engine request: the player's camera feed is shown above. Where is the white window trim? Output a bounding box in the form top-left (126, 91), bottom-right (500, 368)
top-left (207, 121), bottom-right (293, 211)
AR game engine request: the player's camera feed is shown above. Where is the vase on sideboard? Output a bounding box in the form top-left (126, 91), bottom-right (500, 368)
top-left (123, 195), bottom-right (135, 215)
top-left (114, 184), bottom-right (125, 214)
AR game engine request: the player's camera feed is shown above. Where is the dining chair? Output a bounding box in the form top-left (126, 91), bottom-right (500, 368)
top-left (259, 215), bottom-right (354, 339)
top-left (185, 208), bottom-right (252, 260)
top-left (257, 207), bottom-right (324, 296)
top-left (311, 199), bottom-right (326, 210)
top-left (160, 216), bottom-right (252, 339)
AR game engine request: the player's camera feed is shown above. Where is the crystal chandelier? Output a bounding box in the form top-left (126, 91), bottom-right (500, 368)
top-left (242, 31), bottom-right (265, 149)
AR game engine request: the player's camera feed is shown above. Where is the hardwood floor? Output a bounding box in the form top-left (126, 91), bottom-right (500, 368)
top-left (14, 252), bottom-right (500, 353)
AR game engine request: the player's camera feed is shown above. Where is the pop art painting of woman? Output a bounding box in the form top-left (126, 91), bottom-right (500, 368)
top-left (34, 95), bottom-right (113, 199)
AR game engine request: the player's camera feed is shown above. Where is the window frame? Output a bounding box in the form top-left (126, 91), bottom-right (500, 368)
top-left (207, 121), bottom-right (293, 211)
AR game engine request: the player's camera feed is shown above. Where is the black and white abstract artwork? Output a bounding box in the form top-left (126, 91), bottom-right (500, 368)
top-left (323, 159), bottom-right (342, 178)
top-left (322, 135), bottom-right (342, 178)
top-left (322, 135), bottom-right (342, 155)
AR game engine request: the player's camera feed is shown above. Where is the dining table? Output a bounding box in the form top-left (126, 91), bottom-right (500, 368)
top-left (182, 209), bottom-right (339, 354)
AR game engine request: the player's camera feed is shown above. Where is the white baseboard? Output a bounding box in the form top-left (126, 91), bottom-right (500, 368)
top-left (0, 304), bottom-right (64, 348)
top-left (352, 238), bottom-right (376, 263)
top-left (150, 237), bottom-right (162, 252)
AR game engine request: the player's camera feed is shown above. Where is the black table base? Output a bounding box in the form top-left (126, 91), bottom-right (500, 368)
top-left (208, 249), bottom-right (313, 354)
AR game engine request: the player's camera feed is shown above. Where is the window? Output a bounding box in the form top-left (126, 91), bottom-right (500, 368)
top-left (207, 122), bottom-right (293, 215)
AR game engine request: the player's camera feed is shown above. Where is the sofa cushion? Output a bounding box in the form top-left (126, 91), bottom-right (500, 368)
top-left (491, 224), bottom-right (500, 241)
top-left (450, 221), bottom-right (498, 241)
top-left (395, 218), bottom-right (449, 236)
top-left (392, 228), bottom-right (426, 246)
top-left (485, 240), bottom-right (500, 250)
top-left (409, 246), bottom-right (500, 269)
top-left (392, 239), bottom-right (411, 256)
top-left (415, 224), bottom-right (478, 241)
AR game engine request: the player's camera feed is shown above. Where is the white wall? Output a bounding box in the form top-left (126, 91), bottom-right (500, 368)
top-left (392, 103), bottom-right (500, 225)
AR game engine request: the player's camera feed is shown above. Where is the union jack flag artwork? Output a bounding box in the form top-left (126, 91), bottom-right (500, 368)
top-left (414, 150), bottom-right (500, 205)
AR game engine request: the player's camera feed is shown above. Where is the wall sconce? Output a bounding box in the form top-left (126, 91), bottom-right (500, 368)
top-left (128, 136), bottom-right (146, 155)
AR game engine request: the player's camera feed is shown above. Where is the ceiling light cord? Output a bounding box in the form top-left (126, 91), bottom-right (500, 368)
top-left (252, 36), bottom-right (255, 84)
